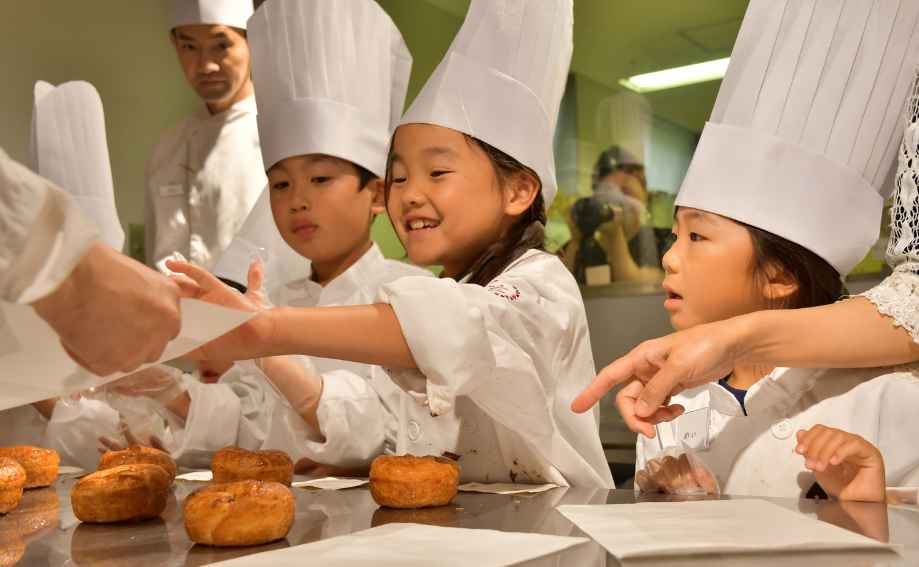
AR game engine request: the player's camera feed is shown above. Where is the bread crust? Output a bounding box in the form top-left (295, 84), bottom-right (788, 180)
top-left (0, 447), bottom-right (59, 489)
top-left (369, 454), bottom-right (460, 509)
top-left (211, 446), bottom-right (293, 487)
top-left (98, 445), bottom-right (177, 483)
top-left (183, 480), bottom-right (294, 547)
top-left (72, 465), bottom-right (171, 523)
top-left (0, 459), bottom-right (25, 515)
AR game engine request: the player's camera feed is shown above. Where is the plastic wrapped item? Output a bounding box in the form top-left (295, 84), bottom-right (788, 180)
top-left (636, 441), bottom-right (720, 496)
top-left (246, 248), bottom-right (275, 309)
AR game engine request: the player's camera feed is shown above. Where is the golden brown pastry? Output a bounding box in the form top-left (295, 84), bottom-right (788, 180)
top-left (0, 459), bottom-right (25, 515)
top-left (371, 502), bottom-right (460, 528)
top-left (8, 486), bottom-right (58, 535)
top-left (71, 465), bottom-right (171, 523)
top-left (0, 447), bottom-right (59, 489)
top-left (369, 454), bottom-right (460, 509)
top-left (183, 480), bottom-right (294, 547)
top-left (98, 445), bottom-right (177, 483)
top-left (0, 515), bottom-right (23, 567)
top-left (211, 446), bottom-right (293, 487)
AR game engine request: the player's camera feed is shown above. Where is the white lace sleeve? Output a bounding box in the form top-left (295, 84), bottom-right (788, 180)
top-left (860, 69), bottom-right (919, 345)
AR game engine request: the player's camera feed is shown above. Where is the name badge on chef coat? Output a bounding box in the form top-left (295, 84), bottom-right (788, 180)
top-left (675, 407), bottom-right (711, 450)
top-left (158, 183), bottom-right (184, 198)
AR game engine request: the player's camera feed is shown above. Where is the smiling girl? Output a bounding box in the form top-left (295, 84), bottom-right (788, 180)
top-left (171, 0), bottom-right (613, 488)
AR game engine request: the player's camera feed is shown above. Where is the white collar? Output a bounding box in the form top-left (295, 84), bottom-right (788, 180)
top-left (706, 367), bottom-right (824, 416)
top-left (195, 95), bottom-right (257, 123)
top-left (295, 242), bottom-right (387, 307)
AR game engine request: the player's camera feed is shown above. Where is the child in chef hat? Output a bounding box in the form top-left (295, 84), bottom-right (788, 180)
top-left (102, 0), bottom-right (431, 473)
top-left (628, 0), bottom-right (919, 502)
top-left (170, 0), bottom-right (615, 488)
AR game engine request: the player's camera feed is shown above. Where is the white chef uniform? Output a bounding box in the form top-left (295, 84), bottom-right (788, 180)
top-left (637, 366), bottom-right (919, 498)
top-left (357, 0), bottom-right (612, 488)
top-left (163, 0), bottom-right (420, 469)
top-left (146, 0), bottom-right (262, 274)
top-left (163, 244), bottom-right (430, 469)
top-left (635, 0), bottom-right (919, 497)
top-left (145, 96), bottom-right (265, 273)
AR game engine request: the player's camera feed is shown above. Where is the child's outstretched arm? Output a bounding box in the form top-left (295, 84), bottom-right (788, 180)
top-left (168, 259), bottom-right (417, 368)
top-left (795, 425), bottom-right (887, 503)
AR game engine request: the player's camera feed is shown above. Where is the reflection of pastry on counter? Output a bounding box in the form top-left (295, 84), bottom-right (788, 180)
top-left (9, 486), bottom-right (59, 538)
top-left (183, 480), bottom-right (294, 547)
top-left (0, 515), bottom-right (23, 567)
top-left (72, 465), bottom-right (172, 523)
top-left (70, 518), bottom-right (171, 567)
top-left (98, 446), bottom-right (177, 484)
top-left (211, 447), bottom-right (293, 487)
top-left (369, 455), bottom-right (460, 509)
top-left (0, 459), bottom-right (25, 515)
top-left (0, 447), bottom-right (59, 489)
top-left (183, 537), bottom-right (290, 567)
top-left (371, 503), bottom-right (460, 528)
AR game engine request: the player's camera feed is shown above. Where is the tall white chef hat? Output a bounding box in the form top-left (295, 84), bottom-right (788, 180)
top-left (399, 0), bottom-right (573, 208)
top-left (676, 0), bottom-right (919, 275)
top-left (247, 0), bottom-right (412, 177)
top-left (29, 80), bottom-right (124, 252)
top-left (170, 0), bottom-right (253, 31)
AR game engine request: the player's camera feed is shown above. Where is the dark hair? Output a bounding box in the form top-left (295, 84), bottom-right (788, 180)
top-left (354, 162), bottom-right (376, 192)
top-left (384, 133), bottom-right (546, 286)
top-left (744, 223), bottom-right (847, 310)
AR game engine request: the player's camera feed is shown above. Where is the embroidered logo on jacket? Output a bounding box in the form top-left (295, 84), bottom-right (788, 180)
top-left (487, 280), bottom-right (520, 300)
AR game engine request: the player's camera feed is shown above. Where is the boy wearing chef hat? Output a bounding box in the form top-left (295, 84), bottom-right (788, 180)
top-left (109, 0), bottom-right (432, 472)
top-left (632, 0), bottom-right (919, 501)
top-left (145, 0), bottom-right (265, 281)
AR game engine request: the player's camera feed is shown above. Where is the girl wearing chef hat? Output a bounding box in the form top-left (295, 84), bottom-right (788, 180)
top-left (631, 0), bottom-right (919, 501)
top-left (172, 0), bottom-right (615, 488)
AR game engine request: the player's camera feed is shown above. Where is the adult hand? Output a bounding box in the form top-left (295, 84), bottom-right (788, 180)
top-left (98, 421), bottom-right (170, 454)
top-left (166, 259), bottom-right (274, 361)
top-left (30, 241), bottom-right (182, 376)
top-left (571, 319), bottom-right (738, 433)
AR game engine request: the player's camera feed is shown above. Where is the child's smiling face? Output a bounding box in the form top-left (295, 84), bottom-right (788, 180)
top-left (387, 124), bottom-right (533, 277)
top-left (663, 208), bottom-right (765, 331)
top-left (268, 154), bottom-right (384, 267)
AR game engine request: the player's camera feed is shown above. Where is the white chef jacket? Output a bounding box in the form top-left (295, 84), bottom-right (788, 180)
top-left (378, 250), bottom-right (614, 489)
top-left (162, 243), bottom-right (431, 469)
top-left (144, 96), bottom-right (265, 273)
top-left (636, 365), bottom-right (919, 498)
top-left (0, 399), bottom-right (123, 471)
top-left (0, 147), bottom-right (99, 304)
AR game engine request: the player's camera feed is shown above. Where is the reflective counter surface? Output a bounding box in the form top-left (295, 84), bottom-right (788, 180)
top-left (6, 474), bottom-right (919, 566)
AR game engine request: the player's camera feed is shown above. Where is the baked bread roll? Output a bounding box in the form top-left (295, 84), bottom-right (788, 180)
top-left (98, 445), bottom-right (177, 483)
top-left (211, 446), bottom-right (293, 487)
top-left (0, 459), bottom-right (25, 515)
top-left (183, 480), bottom-right (294, 547)
top-left (0, 447), bottom-right (59, 489)
top-left (72, 464), bottom-right (171, 523)
top-left (369, 454), bottom-right (460, 509)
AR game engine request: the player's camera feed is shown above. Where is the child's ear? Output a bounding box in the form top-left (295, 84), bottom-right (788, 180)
top-left (505, 171), bottom-right (540, 217)
top-left (762, 266), bottom-right (799, 304)
top-left (369, 178), bottom-right (387, 216)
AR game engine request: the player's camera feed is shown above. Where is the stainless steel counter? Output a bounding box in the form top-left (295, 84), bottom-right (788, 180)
top-left (6, 474), bottom-right (919, 566)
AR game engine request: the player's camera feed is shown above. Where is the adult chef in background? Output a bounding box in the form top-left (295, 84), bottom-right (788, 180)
top-left (0, 147), bottom-right (182, 376)
top-left (145, 0), bottom-right (266, 278)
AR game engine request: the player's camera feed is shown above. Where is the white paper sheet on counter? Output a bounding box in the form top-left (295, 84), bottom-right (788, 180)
top-left (458, 482), bottom-right (559, 495)
top-left (0, 298), bottom-right (253, 410)
top-left (556, 499), bottom-right (893, 559)
top-left (176, 470), bottom-right (214, 482)
top-left (209, 523), bottom-right (587, 567)
top-left (292, 477), bottom-right (368, 490)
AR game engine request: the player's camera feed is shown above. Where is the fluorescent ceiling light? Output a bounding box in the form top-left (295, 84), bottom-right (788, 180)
top-left (619, 58), bottom-right (730, 93)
